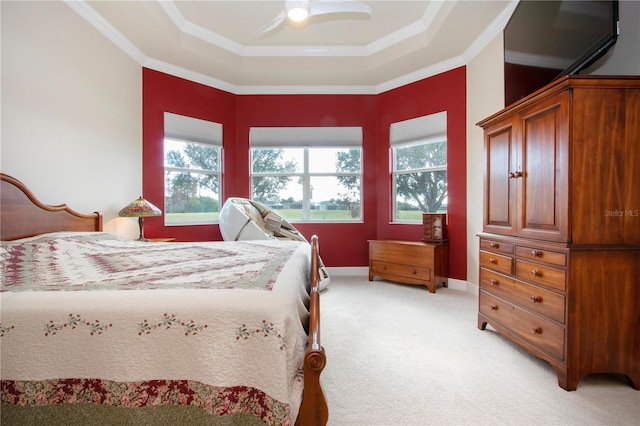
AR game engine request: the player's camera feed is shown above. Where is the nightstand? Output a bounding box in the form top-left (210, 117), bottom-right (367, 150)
top-left (368, 240), bottom-right (448, 293)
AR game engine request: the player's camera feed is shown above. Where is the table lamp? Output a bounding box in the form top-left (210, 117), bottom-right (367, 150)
top-left (118, 197), bottom-right (162, 241)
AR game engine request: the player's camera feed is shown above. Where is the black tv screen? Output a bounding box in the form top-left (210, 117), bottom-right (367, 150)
top-left (504, 0), bottom-right (619, 106)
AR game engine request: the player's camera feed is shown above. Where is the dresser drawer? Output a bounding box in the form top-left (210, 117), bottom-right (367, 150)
top-left (480, 268), bottom-right (566, 323)
top-left (370, 260), bottom-right (431, 282)
top-left (479, 291), bottom-right (565, 361)
top-left (479, 250), bottom-right (513, 275)
top-left (480, 239), bottom-right (514, 255)
top-left (515, 246), bottom-right (566, 267)
top-left (515, 260), bottom-right (566, 291)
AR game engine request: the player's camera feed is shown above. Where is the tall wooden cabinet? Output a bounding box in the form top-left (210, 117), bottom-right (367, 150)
top-left (477, 76), bottom-right (639, 391)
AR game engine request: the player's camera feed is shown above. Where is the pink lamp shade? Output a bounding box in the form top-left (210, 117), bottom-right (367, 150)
top-left (118, 197), bottom-right (162, 241)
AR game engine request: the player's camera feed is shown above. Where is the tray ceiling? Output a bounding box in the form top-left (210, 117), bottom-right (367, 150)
top-left (69, 0), bottom-right (516, 94)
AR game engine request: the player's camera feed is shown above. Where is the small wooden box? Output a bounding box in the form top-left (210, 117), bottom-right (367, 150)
top-left (423, 213), bottom-right (447, 243)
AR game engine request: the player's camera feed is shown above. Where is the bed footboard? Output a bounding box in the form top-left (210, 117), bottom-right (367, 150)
top-left (296, 235), bottom-right (328, 426)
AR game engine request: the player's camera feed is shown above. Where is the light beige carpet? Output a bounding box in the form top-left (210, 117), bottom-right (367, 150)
top-left (320, 275), bottom-right (639, 425)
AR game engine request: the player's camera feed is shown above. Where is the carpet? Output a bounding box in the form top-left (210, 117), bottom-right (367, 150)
top-left (320, 275), bottom-right (639, 426)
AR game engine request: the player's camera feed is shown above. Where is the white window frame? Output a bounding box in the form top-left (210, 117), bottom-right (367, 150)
top-left (250, 127), bottom-right (363, 223)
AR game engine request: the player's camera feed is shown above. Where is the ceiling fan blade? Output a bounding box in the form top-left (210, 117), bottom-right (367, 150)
top-left (309, 1), bottom-right (372, 17)
top-left (256, 11), bottom-right (286, 34)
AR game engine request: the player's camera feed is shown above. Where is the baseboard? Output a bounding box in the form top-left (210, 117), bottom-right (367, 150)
top-left (326, 266), bottom-right (368, 276)
top-left (326, 267), bottom-right (479, 296)
top-left (448, 278), bottom-right (479, 296)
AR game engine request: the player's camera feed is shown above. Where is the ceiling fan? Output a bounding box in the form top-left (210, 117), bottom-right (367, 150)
top-left (257, 0), bottom-right (372, 34)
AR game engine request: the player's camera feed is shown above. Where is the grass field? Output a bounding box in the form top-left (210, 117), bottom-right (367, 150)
top-left (165, 212), bottom-right (218, 225)
top-left (166, 209), bottom-right (427, 224)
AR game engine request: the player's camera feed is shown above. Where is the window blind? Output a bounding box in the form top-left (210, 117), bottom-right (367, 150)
top-left (250, 127), bottom-right (362, 147)
top-left (164, 112), bottom-right (222, 146)
top-left (390, 111), bottom-right (447, 146)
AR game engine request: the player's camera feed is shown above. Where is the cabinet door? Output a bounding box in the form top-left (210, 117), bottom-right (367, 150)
top-left (483, 121), bottom-right (517, 236)
top-left (518, 93), bottom-right (569, 242)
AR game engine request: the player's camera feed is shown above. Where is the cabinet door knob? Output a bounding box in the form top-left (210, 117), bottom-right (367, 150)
top-left (531, 269), bottom-right (541, 277)
top-left (530, 295), bottom-right (542, 303)
top-left (508, 171), bottom-right (523, 178)
top-left (530, 326), bottom-right (542, 335)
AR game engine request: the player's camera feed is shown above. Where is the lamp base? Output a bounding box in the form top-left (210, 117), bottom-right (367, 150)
top-left (137, 217), bottom-right (147, 241)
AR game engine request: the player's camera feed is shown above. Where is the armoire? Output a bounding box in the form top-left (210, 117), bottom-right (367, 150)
top-left (476, 75), bottom-right (639, 391)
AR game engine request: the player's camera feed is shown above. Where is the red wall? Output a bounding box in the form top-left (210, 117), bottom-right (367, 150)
top-left (376, 68), bottom-right (467, 280)
top-left (142, 69), bottom-right (235, 241)
top-left (142, 67), bottom-right (467, 279)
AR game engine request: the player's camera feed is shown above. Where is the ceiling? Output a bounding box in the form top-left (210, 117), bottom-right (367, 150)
top-left (68, 0), bottom-right (517, 94)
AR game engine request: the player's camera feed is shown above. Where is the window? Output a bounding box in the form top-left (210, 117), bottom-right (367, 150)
top-left (163, 113), bottom-right (222, 226)
top-left (250, 127), bottom-right (363, 222)
top-left (391, 112), bottom-right (447, 222)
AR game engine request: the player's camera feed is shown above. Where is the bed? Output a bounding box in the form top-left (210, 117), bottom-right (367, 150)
top-left (0, 173), bottom-right (328, 426)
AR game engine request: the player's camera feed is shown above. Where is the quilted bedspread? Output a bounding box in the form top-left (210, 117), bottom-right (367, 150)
top-left (0, 232), bottom-right (311, 425)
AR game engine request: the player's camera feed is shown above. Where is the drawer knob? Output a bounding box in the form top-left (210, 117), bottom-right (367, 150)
top-left (530, 295), bottom-right (542, 303)
top-left (531, 269), bottom-right (541, 277)
top-left (490, 279), bottom-right (499, 286)
top-left (530, 250), bottom-right (542, 257)
top-left (489, 258), bottom-right (497, 264)
top-left (490, 304), bottom-right (498, 311)
top-left (490, 242), bottom-right (499, 248)
top-left (509, 171), bottom-right (523, 178)
top-left (530, 326), bottom-right (542, 335)
top-left (411, 270), bottom-right (417, 275)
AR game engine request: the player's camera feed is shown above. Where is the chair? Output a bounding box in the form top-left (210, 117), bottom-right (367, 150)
top-left (219, 198), bottom-right (330, 291)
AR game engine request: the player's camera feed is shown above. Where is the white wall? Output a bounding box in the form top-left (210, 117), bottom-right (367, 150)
top-left (588, 0), bottom-right (640, 75)
top-left (465, 34), bottom-right (504, 287)
top-left (0, 1), bottom-right (141, 232)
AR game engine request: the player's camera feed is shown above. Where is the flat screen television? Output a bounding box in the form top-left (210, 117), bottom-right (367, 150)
top-left (504, 0), bottom-right (619, 106)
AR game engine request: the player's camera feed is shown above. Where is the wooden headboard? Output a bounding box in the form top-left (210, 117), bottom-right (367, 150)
top-left (1, 173), bottom-right (103, 241)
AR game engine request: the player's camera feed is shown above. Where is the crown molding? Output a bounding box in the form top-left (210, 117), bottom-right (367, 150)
top-left (144, 59), bottom-right (239, 94)
top-left (158, 0), bottom-right (439, 58)
top-left (461, 0), bottom-right (518, 65)
top-left (65, 0), bottom-right (146, 64)
top-left (66, 0), bottom-right (516, 95)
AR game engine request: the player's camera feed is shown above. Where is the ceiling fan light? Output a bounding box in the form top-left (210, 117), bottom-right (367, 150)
top-left (287, 6), bottom-right (309, 22)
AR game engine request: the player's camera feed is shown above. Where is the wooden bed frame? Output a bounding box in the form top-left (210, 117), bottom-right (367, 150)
top-left (0, 172), bottom-right (328, 425)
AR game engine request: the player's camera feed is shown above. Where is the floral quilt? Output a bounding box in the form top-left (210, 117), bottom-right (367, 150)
top-left (0, 232), bottom-right (311, 425)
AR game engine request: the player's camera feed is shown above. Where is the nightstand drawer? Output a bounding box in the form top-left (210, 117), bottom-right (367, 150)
top-left (371, 260), bottom-right (431, 282)
top-left (515, 260), bottom-right (566, 291)
top-left (479, 291), bottom-right (565, 361)
top-left (480, 268), bottom-right (565, 323)
top-left (479, 250), bottom-right (513, 275)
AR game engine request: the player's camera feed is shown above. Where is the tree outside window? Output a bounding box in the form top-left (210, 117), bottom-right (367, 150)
top-left (251, 147), bottom-right (362, 221)
top-left (393, 138), bottom-right (447, 221)
top-left (164, 138), bottom-right (221, 225)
